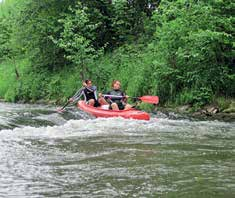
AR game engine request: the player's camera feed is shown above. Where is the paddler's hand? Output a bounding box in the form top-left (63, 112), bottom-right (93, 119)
top-left (125, 95), bottom-right (129, 98)
top-left (69, 98), bottom-right (74, 102)
top-left (98, 93), bottom-right (103, 97)
top-left (82, 82), bottom-right (87, 87)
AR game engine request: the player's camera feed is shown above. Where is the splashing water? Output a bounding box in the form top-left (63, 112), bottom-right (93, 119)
top-left (0, 102), bottom-right (234, 197)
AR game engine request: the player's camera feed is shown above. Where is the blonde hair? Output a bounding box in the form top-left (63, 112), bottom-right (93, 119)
top-left (111, 80), bottom-right (120, 88)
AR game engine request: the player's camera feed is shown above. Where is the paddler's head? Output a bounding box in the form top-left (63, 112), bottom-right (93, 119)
top-left (112, 80), bottom-right (121, 90)
top-left (84, 79), bottom-right (92, 87)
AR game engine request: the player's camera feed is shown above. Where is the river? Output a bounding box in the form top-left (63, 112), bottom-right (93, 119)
top-left (0, 102), bottom-right (234, 197)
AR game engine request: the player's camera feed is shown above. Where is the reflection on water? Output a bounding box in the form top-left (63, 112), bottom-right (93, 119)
top-left (0, 102), bottom-right (234, 197)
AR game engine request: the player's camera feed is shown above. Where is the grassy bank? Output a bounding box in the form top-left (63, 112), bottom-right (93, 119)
top-left (0, 0), bottom-right (234, 113)
top-left (0, 58), bottom-right (80, 103)
top-left (0, 48), bottom-right (234, 115)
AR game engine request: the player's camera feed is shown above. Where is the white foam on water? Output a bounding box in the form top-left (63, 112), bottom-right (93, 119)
top-left (0, 117), bottom-right (151, 140)
top-left (0, 116), bottom-right (234, 142)
top-left (0, 112), bottom-right (234, 197)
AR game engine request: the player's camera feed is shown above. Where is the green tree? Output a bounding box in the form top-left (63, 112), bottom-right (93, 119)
top-left (14, 0), bottom-right (77, 70)
top-left (0, 15), bottom-right (12, 61)
top-left (54, 2), bottom-right (103, 79)
top-left (150, 0), bottom-right (234, 105)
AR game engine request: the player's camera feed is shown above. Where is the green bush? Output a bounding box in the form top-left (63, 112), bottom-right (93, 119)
top-left (0, 0), bottom-right (234, 109)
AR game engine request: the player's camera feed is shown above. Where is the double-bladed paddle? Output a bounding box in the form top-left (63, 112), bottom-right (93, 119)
top-left (57, 87), bottom-right (84, 112)
top-left (135, 95), bottom-right (159, 104)
top-left (58, 101), bottom-right (70, 112)
top-left (102, 95), bottom-right (159, 105)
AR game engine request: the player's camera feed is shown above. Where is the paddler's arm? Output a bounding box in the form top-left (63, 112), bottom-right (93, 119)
top-left (86, 86), bottom-right (98, 100)
top-left (85, 85), bottom-right (96, 92)
top-left (100, 91), bottom-right (114, 103)
top-left (122, 92), bottom-right (129, 103)
top-left (69, 89), bottom-right (85, 102)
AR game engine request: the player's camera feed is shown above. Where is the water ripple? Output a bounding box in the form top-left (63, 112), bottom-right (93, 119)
top-left (0, 102), bottom-right (234, 197)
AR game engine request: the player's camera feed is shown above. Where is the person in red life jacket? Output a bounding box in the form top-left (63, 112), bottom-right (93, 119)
top-left (99, 80), bottom-right (132, 110)
top-left (69, 79), bottom-right (101, 107)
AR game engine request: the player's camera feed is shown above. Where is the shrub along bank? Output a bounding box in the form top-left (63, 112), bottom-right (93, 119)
top-left (0, 0), bottom-right (234, 114)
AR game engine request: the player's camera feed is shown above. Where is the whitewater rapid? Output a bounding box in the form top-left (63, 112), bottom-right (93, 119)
top-left (0, 102), bottom-right (234, 197)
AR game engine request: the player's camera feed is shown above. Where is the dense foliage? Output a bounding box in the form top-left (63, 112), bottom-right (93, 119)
top-left (0, 0), bottom-right (234, 108)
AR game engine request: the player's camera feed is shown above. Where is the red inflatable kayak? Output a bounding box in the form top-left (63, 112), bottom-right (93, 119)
top-left (77, 100), bottom-right (150, 120)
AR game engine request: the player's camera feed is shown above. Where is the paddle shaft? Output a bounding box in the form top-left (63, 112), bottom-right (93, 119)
top-left (60, 87), bottom-right (84, 111)
top-left (102, 94), bottom-right (159, 104)
top-left (102, 94), bottom-right (133, 98)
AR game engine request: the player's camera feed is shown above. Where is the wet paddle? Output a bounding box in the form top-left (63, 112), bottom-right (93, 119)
top-left (102, 95), bottom-right (159, 105)
top-left (57, 87), bottom-right (84, 112)
top-left (136, 96), bottom-right (159, 104)
top-left (57, 100), bottom-right (70, 112)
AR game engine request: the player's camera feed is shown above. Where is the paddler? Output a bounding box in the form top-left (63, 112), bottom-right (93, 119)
top-left (70, 79), bottom-right (101, 107)
top-left (99, 80), bottom-right (132, 110)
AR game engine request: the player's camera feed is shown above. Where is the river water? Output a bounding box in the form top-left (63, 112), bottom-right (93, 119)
top-left (0, 102), bottom-right (234, 197)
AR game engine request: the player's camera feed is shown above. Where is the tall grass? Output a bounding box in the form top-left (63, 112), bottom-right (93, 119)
top-left (0, 0), bottom-right (21, 17)
top-left (0, 60), bottom-right (18, 101)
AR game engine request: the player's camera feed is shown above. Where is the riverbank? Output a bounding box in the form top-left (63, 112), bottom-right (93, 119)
top-left (156, 100), bottom-right (235, 122)
top-left (1, 97), bottom-right (234, 122)
top-left (0, 0), bottom-right (234, 124)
